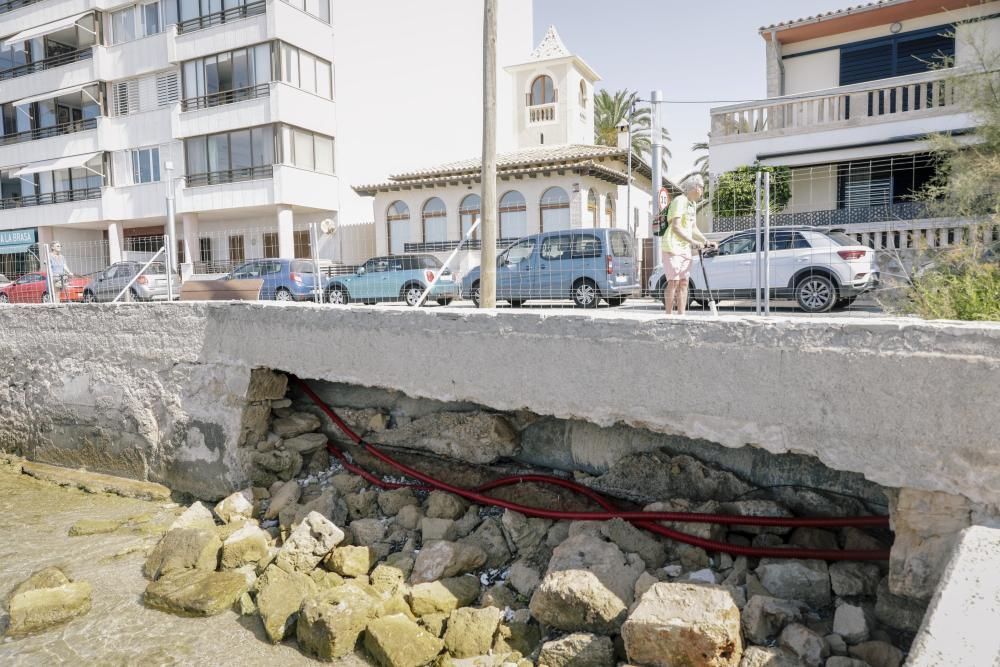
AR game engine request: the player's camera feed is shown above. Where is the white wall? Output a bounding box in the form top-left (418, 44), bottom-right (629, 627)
top-left (333, 0), bottom-right (534, 226)
top-left (783, 50), bottom-right (840, 95)
top-left (787, 164), bottom-right (837, 213)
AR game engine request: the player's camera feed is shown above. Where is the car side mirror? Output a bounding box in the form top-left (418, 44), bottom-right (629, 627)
top-left (357, 266), bottom-right (366, 275)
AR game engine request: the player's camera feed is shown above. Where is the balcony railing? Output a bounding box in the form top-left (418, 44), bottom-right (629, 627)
top-left (713, 201), bottom-right (935, 233)
top-left (527, 103), bottom-right (556, 124)
top-left (0, 0), bottom-right (43, 15)
top-left (0, 187), bottom-right (102, 210)
top-left (185, 164), bottom-right (273, 188)
top-left (0, 48), bottom-right (94, 82)
top-left (403, 238), bottom-right (523, 253)
top-left (711, 69), bottom-right (965, 141)
top-left (177, 0), bottom-right (266, 34)
top-left (0, 118), bottom-right (98, 147)
top-left (180, 83), bottom-right (270, 112)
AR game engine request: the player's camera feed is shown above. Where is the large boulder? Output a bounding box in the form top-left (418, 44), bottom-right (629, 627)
top-left (622, 582), bottom-right (742, 667)
top-left (874, 577), bottom-right (927, 633)
top-left (501, 510), bottom-right (552, 560)
top-left (738, 646), bottom-right (805, 667)
top-left (833, 603), bottom-right (870, 644)
top-left (410, 540), bottom-right (487, 584)
top-left (848, 640), bottom-right (903, 667)
top-left (425, 491), bottom-right (470, 521)
top-left (407, 577), bottom-right (480, 616)
top-left (256, 565), bottom-right (318, 642)
top-left (272, 411), bottom-right (322, 438)
top-left (214, 489), bottom-right (255, 524)
top-left (7, 568), bottom-right (92, 636)
top-left (756, 559), bottom-right (831, 608)
top-left (296, 587), bottom-right (381, 660)
top-left (590, 452), bottom-right (754, 504)
top-left (830, 561), bottom-right (881, 597)
top-left (220, 524), bottom-right (270, 569)
top-left (538, 632), bottom-right (615, 667)
top-left (324, 545), bottom-right (375, 577)
top-left (143, 570), bottom-right (247, 617)
top-left (264, 479), bottom-right (302, 520)
top-left (275, 511), bottom-right (345, 573)
top-left (778, 623), bottom-right (828, 667)
top-left (442, 606), bottom-right (503, 658)
top-left (599, 518), bottom-right (668, 570)
top-left (367, 412), bottom-right (519, 464)
top-left (462, 518), bottom-right (513, 569)
top-left (143, 528), bottom-right (221, 580)
top-left (741, 595), bottom-right (805, 645)
top-left (364, 614), bottom-right (444, 667)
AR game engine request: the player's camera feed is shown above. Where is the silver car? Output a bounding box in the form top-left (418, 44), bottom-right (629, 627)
top-left (82, 261), bottom-right (180, 302)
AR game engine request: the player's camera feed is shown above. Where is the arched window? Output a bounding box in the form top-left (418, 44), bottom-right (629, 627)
top-left (579, 80), bottom-right (587, 108)
top-left (587, 189), bottom-right (598, 227)
top-left (540, 186), bottom-right (570, 232)
top-left (459, 194), bottom-right (481, 240)
top-left (386, 201), bottom-right (409, 255)
top-left (529, 75), bottom-right (555, 106)
top-left (605, 194), bottom-right (615, 227)
top-left (421, 197), bottom-right (447, 245)
top-left (499, 191), bottom-right (527, 239)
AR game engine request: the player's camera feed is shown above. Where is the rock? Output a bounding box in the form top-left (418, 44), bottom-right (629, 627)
top-left (538, 632), bottom-right (614, 667)
top-left (378, 488), bottom-right (420, 516)
top-left (778, 623), bottom-right (828, 667)
top-left (508, 560), bottom-right (541, 597)
top-left (272, 411), bottom-right (322, 438)
top-left (169, 502), bottom-right (217, 531)
top-left (408, 577), bottom-right (480, 616)
top-left (276, 511), bottom-right (345, 573)
top-left (479, 583), bottom-right (518, 610)
top-left (686, 568), bottom-right (719, 584)
top-left (874, 577), bottom-right (926, 633)
top-left (253, 449), bottom-right (303, 481)
top-left (753, 534), bottom-right (785, 548)
top-left (826, 658), bottom-right (871, 667)
top-left (385, 552), bottom-right (415, 578)
top-left (645, 499), bottom-right (728, 543)
top-left (283, 432), bottom-right (328, 454)
top-left (351, 518), bottom-right (388, 547)
top-left (411, 541), bottom-right (487, 584)
top-left (397, 505), bottom-right (425, 531)
top-left (462, 518), bottom-right (513, 569)
top-left (264, 480), bottom-right (302, 520)
top-left (214, 489), bottom-right (255, 524)
top-left (7, 574), bottom-right (92, 636)
top-left (295, 488), bottom-right (348, 529)
top-left (547, 522), bottom-right (571, 547)
top-left (741, 595), bottom-right (805, 644)
top-left (307, 448), bottom-right (331, 475)
top-left (756, 559), bottom-right (831, 608)
top-left (830, 562), bottom-right (881, 598)
top-left (593, 452), bottom-right (754, 504)
top-left (221, 524), bottom-right (271, 569)
top-left (368, 412), bottom-right (519, 464)
top-left (494, 608), bottom-right (541, 657)
top-left (370, 564), bottom-right (407, 596)
top-left (841, 528), bottom-right (890, 553)
top-left (330, 473), bottom-right (365, 496)
top-left (788, 527), bottom-right (840, 551)
top-left (143, 528), bottom-right (221, 580)
top-left (345, 489), bottom-right (380, 520)
top-left (529, 534), bottom-right (643, 634)
top-left (247, 368), bottom-right (287, 399)
top-left (719, 500), bottom-right (794, 536)
top-left (833, 604), bottom-right (870, 644)
top-left (848, 641), bottom-right (903, 667)
top-left (723, 556), bottom-right (749, 587)
top-left (501, 510), bottom-right (552, 560)
top-left (420, 611), bottom-right (449, 637)
top-left (622, 582), bottom-right (742, 667)
top-left (422, 517), bottom-right (458, 542)
top-left (443, 606), bottom-right (503, 658)
top-left (453, 505), bottom-right (482, 538)
top-left (324, 545), bottom-right (374, 577)
top-left (826, 633), bottom-right (848, 655)
top-left (256, 565), bottom-right (318, 642)
top-left (364, 613), bottom-right (444, 667)
top-left (68, 519), bottom-right (123, 536)
top-left (296, 589), bottom-right (380, 660)
top-left (426, 491), bottom-right (470, 520)
top-left (143, 570), bottom-right (247, 617)
top-left (738, 646), bottom-right (805, 667)
top-left (599, 517), bottom-right (668, 569)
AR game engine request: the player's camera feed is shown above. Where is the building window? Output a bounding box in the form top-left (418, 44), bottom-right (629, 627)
top-left (278, 125), bottom-right (334, 174)
top-left (130, 147), bottom-right (160, 184)
top-left (177, 238), bottom-right (185, 264)
top-left (387, 200), bottom-right (409, 255)
top-left (587, 189), bottom-right (598, 227)
top-left (605, 195), bottom-right (615, 227)
top-left (421, 198), bottom-right (447, 244)
top-left (836, 154), bottom-right (936, 209)
top-left (281, 0), bottom-right (330, 23)
top-left (199, 237), bottom-right (212, 263)
top-left (262, 231), bottom-right (278, 257)
top-left (839, 26), bottom-right (955, 87)
top-left (579, 80), bottom-right (587, 108)
top-left (275, 42), bottom-right (333, 99)
top-left (459, 194), bottom-right (480, 240)
top-left (540, 187), bottom-right (570, 232)
top-left (184, 125), bottom-right (275, 185)
top-left (111, 3), bottom-right (162, 45)
top-left (182, 43), bottom-right (273, 107)
top-left (499, 191), bottom-right (527, 239)
top-left (529, 75), bottom-right (555, 106)
top-left (293, 229), bottom-right (311, 258)
top-left (228, 235), bottom-right (245, 264)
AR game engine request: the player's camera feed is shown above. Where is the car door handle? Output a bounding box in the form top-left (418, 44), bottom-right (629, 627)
top-left (796, 258), bottom-right (810, 263)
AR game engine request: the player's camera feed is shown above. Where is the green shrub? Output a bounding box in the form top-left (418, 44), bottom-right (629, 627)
top-left (904, 241), bottom-right (1000, 321)
top-left (711, 165), bottom-right (792, 218)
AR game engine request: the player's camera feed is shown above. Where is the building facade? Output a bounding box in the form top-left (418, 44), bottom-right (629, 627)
top-left (708, 0), bottom-right (1000, 251)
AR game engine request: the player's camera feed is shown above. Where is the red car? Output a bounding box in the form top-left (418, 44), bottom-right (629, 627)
top-left (0, 272), bottom-right (89, 303)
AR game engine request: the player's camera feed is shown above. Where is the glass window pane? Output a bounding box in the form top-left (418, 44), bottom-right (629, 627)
top-left (279, 125), bottom-right (293, 164)
top-left (254, 44), bottom-right (271, 84)
top-left (208, 134), bottom-right (230, 172)
top-left (183, 61), bottom-right (199, 99)
top-left (204, 56), bottom-right (220, 94)
top-left (139, 150), bottom-right (152, 182)
top-left (305, 0), bottom-right (319, 18)
top-left (230, 129), bottom-right (251, 169)
top-left (150, 147), bottom-right (160, 181)
top-left (293, 130), bottom-right (313, 170)
top-left (143, 3), bottom-right (161, 35)
top-left (282, 44), bottom-right (299, 87)
top-left (179, 0), bottom-right (199, 21)
top-left (316, 59), bottom-right (332, 98)
top-left (185, 138), bottom-right (206, 174)
top-left (389, 220), bottom-right (407, 254)
top-left (216, 52), bottom-right (233, 92)
top-left (314, 135), bottom-right (333, 174)
top-left (132, 150), bottom-right (140, 184)
top-left (318, 0), bottom-right (329, 22)
top-left (251, 126), bottom-right (272, 166)
top-left (299, 51), bottom-right (316, 93)
top-left (112, 8), bottom-right (136, 45)
top-left (232, 49), bottom-right (249, 89)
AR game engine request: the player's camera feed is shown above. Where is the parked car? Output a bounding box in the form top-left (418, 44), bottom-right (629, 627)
top-left (461, 228), bottom-right (639, 308)
top-left (0, 271), bottom-right (89, 303)
top-left (0, 274), bottom-right (11, 290)
top-left (82, 261), bottom-right (180, 302)
top-left (220, 258), bottom-right (321, 301)
top-left (325, 254), bottom-right (460, 306)
top-left (647, 226), bottom-right (879, 313)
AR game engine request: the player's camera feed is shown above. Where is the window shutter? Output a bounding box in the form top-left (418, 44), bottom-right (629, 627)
top-left (112, 79), bottom-right (140, 115)
top-left (895, 33), bottom-right (954, 76)
top-left (156, 71), bottom-right (179, 107)
top-left (840, 41), bottom-right (894, 86)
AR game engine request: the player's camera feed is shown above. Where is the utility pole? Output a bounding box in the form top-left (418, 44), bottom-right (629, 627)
top-left (165, 160), bottom-right (177, 297)
top-left (649, 90), bottom-right (663, 269)
top-left (478, 0), bottom-right (498, 308)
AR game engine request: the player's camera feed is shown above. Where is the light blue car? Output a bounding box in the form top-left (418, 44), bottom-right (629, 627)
top-left (324, 254), bottom-right (460, 306)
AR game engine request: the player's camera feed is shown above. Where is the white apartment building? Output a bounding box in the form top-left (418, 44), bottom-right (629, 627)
top-left (708, 0), bottom-right (1000, 250)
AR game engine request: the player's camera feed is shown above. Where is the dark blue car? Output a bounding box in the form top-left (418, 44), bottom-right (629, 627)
top-left (221, 258), bottom-right (321, 301)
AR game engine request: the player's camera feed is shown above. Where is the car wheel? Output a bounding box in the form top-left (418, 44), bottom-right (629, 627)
top-left (83, 291), bottom-right (96, 303)
top-left (508, 299), bottom-right (525, 308)
top-left (326, 285), bottom-right (350, 305)
top-left (401, 284), bottom-right (424, 307)
top-left (0, 293), bottom-right (8, 303)
top-left (274, 288), bottom-right (294, 302)
top-left (436, 298), bottom-right (453, 306)
top-left (795, 275), bottom-right (836, 313)
top-left (606, 296), bottom-right (627, 307)
top-left (834, 296), bottom-right (858, 310)
top-left (470, 282), bottom-right (481, 307)
top-left (41, 292), bottom-right (51, 303)
top-left (572, 279), bottom-right (600, 308)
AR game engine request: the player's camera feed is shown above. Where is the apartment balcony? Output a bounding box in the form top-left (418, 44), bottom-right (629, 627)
top-left (0, 188), bottom-right (103, 227)
top-left (101, 181), bottom-right (169, 221)
top-left (0, 118), bottom-right (98, 167)
top-left (99, 31), bottom-right (172, 81)
top-left (175, 82), bottom-right (335, 138)
top-left (709, 69), bottom-right (977, 173)
top-left (527, 103), bottom-right (557, 125)
top-left (0, 49), bottom-right (96, 106)
top-left (177, 164), bottom-right (337, 213)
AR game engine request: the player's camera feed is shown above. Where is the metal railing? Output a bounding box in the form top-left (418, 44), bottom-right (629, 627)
top-left (0, 118), bottom-right (98, 148)
top-left (0, 187), bottom-right (102, 210)
top-left (0, 0), bottom-right (43, 14)
top-left (176, 0), bottom-right (266, 34)
top-left (180, 83), bottom-right (270, 111)
top-left (713, 202), bottom-right (936, 233)
top-left (0, 49), bottom-right (94, 82)
top-left (184, 165), bottom-right (273, 188)
top-left (403, 238), bottom-right (519, 253)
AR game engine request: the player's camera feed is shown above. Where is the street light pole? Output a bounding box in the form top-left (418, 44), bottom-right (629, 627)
top-left (165, 160), bottom-right (177, 299)
top-left (649, 90), bottom-right (663, 270)
top-left (479, 0), bottom-right (498, 308)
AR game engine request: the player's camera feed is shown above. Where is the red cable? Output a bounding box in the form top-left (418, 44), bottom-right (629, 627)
top-left (295, 379), bottom-right (890, 561)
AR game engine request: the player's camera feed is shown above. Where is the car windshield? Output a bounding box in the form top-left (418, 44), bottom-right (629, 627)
top-left (414, 255), bottom-right (442, 269)
top-left (290, 260), bottom-right (315, 273)
top-left (825, 231), bottom-right (859, 246)
top-left (609, 231), bottom-right (633, 257)
top-left (145, 262), bottom-right (167, 274)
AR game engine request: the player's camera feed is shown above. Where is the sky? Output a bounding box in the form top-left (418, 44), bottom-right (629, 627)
top-left (534, 0), bottom-right (855, 181)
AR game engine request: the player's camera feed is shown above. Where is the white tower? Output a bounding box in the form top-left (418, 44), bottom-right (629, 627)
top-left (505, 26), bottom-right (601, 149)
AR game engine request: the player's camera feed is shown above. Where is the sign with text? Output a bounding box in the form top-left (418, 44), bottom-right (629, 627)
top-left (657, 187), bottom-right (670, 213)
top-left (0, 228), bottom-right (36, 247)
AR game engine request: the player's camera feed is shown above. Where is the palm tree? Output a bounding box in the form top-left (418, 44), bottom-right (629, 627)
top-left (683, 140), bottom-right (712, 210)
top-left (593, 89), bottom-right (671, 171)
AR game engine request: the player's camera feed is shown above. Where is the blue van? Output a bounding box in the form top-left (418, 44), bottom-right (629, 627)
top-left (461, 228), bottom-right (639, 307)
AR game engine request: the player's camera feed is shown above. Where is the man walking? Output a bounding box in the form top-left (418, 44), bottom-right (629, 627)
top-left (661, 176), bottom-right (715, 315)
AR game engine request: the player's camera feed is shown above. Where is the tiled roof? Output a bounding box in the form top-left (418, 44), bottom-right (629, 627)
top-left (759, 0), bottom-right (906, 33)
top-left (387, 144), bottom-right (630, 181)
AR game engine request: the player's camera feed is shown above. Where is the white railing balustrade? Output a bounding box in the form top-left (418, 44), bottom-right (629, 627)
top-left (527, 103), bottom-right (556, 124)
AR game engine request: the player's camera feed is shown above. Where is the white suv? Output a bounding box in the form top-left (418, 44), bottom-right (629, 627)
top-left (648, 227), bottom-right (879, 313)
